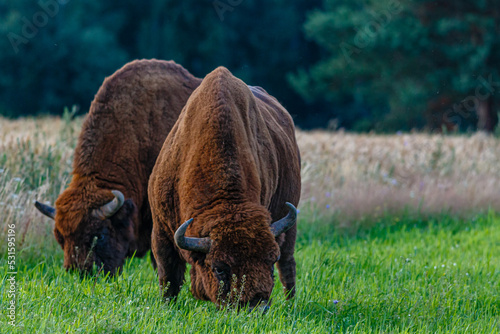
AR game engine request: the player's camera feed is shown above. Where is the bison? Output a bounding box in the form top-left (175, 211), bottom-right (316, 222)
top-left (148, 67), bottom-right (301, 310)
top-left (35, 59), bottom-right (201, 274)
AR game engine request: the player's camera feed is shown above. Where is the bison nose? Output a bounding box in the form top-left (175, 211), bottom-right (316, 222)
top-left (248, 294), bottom-right (271, 313)
top-left (248, 300), bottom-right (270, 313)
top-left (256, 304), bottom-right (270, 313)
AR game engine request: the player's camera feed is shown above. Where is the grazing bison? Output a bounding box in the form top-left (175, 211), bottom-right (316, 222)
top-left (35, 59), bottom-right (201, 274)
top-left (148, 67), bottom-right (301, 310)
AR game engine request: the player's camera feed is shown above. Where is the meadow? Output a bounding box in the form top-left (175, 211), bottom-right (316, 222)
top-left (1, 115), bottom-right (499, 333)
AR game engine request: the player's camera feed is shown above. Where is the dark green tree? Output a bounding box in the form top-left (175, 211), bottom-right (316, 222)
top-left (290, 0), bottom-right (500, 132)
top-left (0, 0), bottom-right (322, 127)
top-left (0, 0), bottom-right (126, 116)
top-left (121, 0), bottom-right (322, 126)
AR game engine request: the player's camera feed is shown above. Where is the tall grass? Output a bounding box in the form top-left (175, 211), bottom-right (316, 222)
top-left (0, 111), bottom-right (80, 253)
top-left (298, 130), bottom-right (500, 228)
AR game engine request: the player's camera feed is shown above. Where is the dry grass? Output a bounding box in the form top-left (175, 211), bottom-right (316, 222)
top-left (0, 115), bottom-right (81, 250)
top-left (298, 130), bottom-right (500, 224)
top-left (1, 116), bottom-right (500, 246)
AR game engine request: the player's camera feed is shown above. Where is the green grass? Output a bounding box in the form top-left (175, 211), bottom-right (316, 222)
top-left (2, 210), bottom-right (499, 333)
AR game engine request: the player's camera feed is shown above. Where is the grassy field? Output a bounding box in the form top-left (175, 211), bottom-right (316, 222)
top-left (1, 116), bottom-right (500, 333)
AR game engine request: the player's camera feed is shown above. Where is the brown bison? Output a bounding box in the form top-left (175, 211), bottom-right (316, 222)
top-left (148, 67), bottom-right (301, 310)
top-left (35, 59), bottom-right (201, 274)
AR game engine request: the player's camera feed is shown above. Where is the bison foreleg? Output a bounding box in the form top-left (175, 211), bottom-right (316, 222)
top-left (152, 228), bottom-right (186, 300)
top-left (276, 225), bottom-right (297, 299)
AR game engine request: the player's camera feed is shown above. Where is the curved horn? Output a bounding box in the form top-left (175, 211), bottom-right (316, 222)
top-left (35, 201), bottom-right (56, 219)
top-left (92, 190), bottom-right (125, 220)
top-left (270, 202), bottom-right (297, 237)
top-left (174, 218), bottom-right (211, 253)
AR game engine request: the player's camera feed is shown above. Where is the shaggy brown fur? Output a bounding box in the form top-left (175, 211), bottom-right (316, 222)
top-left (148, 67), bottom-right (301, 308)
top-left (39, 59), bottom-right (201, 274)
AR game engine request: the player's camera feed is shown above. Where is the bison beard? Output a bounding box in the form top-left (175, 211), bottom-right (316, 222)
top-left (149, 67), bottom-right (301, 310)
top-left (34, 59), bottom-right (201, 275)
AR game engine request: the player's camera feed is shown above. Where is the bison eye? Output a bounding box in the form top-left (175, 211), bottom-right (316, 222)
top-left (96, 227), bottom-right (109, 245)
top-left (212, 263), bottom-right (230, 279)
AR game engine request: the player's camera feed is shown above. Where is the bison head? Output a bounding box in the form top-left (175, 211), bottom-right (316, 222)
top-left (35, 189), bottom-right (136, 275)
top-left (175, 202), bottom-right (297, 311)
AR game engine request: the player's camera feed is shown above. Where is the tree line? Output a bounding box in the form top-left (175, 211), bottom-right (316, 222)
top-left (1, 0), bottom-right (499, 132)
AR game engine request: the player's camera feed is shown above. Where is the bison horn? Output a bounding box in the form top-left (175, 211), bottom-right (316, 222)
top-left (270, 202), bottom-right (297, 237)
top-left (92, 190), bottom-right (125, 220)
top-left (35, 201), bottom-right (56, 219)
top-left (174, 218), bottom-right (212, 253)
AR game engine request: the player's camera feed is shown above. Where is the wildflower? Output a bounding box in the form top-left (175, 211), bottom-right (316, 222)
top-left (333, 300), bottom-right (339, 304)
top-left (13, 177), bottom-right (21, 182)
top-left (453, 263), bottom-right (457, 266)
top-left (325, 192), bottom-right (331, 197)
top-left (391, 179), bottom-right (397, 185)
top-left (326, 204), bottom-right (330, 209)
top-left (297, 209), bottom-right (300, 214)
top-left (441, 264), bottom-right (445, 268)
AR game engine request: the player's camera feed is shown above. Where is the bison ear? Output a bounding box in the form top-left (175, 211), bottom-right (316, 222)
top-left (189, 251), bottom-right (207, 265)
top-left (54, 228), bottom-right (64, 248)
